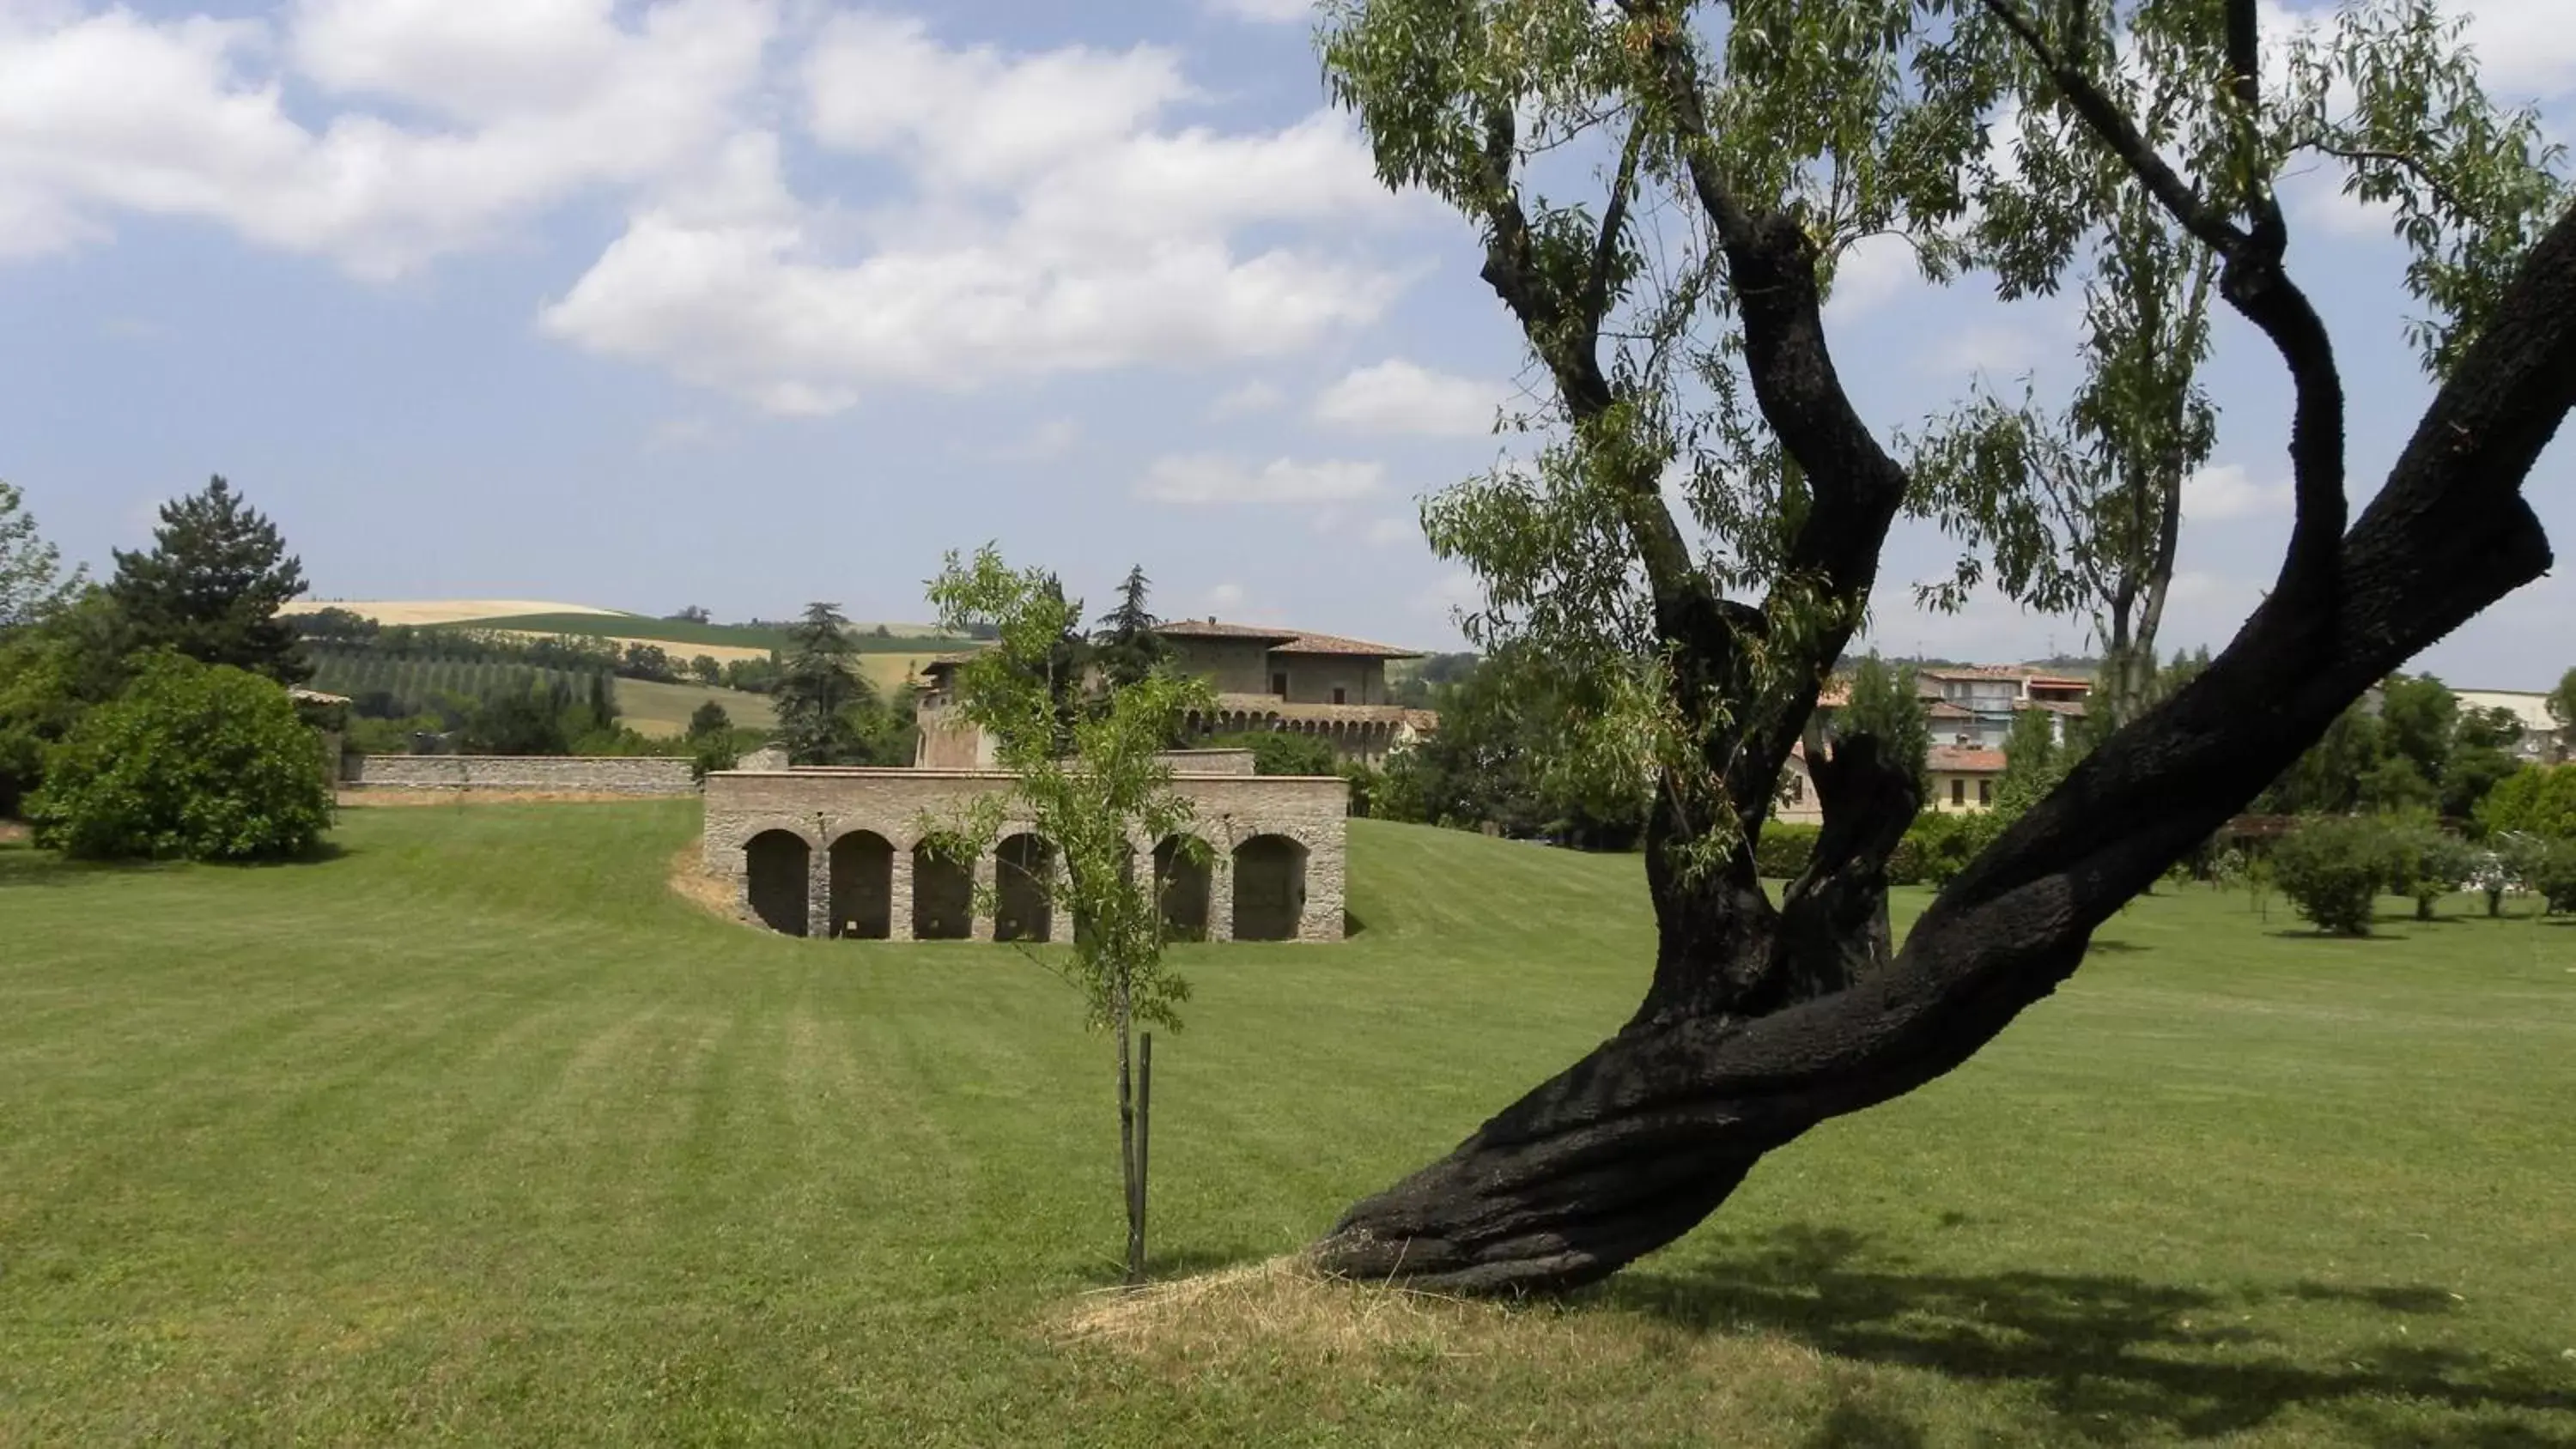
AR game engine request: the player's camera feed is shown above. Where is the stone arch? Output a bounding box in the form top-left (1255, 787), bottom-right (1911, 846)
top-left (1153, 834), bottom-right (1212, 942)
top-left (744, 829), bottom-right (811, 937)
top-left (828, 830), bottom-right (895, 940)
top-left (1231, 833), bottom-right (1308, 942)
top-left (994, 833), bottom-right (1055, 943)
top-left (911, 840), bottom-right (975, 941)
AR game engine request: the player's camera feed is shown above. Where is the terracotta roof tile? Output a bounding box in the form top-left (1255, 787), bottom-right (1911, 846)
top-left (1928, 745), bottom-right (2007, 773)
top-left (1157, 618), bottom-right (1422, 658)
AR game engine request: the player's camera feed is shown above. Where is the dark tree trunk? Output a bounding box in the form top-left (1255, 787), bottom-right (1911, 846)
top-left (1312, 199), bottom-right (2576, 1296)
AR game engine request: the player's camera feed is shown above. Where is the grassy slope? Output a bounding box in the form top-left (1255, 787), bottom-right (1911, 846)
top-left (1, 812), bottom-right (2570, 1446)
top-left (614, 678), bottom-right (781, 737)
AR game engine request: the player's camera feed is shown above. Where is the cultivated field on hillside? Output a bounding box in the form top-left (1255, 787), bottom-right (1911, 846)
top-left (614, 677), bottom-right (780, 737)
top-left (280, 599), bottom-right (629, 625)
top-left (3, 812), bottom-right (2568, 1444)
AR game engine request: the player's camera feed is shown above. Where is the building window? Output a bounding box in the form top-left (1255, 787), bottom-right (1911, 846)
top-left (1271, 671), bottom-right (1289, 697)
top-left (1978, 779), bottom-right (1992, 806)
top-left (1332, 687), bottom-right (1346, 705)
top-left (1951, 778), bottom-right (1965, 807)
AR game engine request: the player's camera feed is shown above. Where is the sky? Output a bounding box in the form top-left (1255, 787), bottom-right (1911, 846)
top-left (1, 0), bottom-right (2570, 688)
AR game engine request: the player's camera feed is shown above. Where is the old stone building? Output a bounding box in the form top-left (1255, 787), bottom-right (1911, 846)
top-left (914, 617), bottom-right (1437, 768)
top-left (701, 751), bottom-right (1350, 943)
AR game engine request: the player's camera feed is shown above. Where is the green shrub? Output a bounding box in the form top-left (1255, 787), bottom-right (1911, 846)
top-left (2272, 816), bottom-right (2397, 936)
top-left (28, 652), bottom-right (333, 862)
top-left (1893, 810), bottom-right (2003, 888)
top-left (2526, 839), bottom-right (2576, 915)
top-left (1756, 822), bottom-right (1820, 879)
top-left (2474, 765), bottom-right (2576, 840)
top-left (1208, 731), bottom-right (1338, 777)
top-left (2386, 818), bottom-right (2478, 920)
top-left (1336, 761), bottom-right (1383, 817)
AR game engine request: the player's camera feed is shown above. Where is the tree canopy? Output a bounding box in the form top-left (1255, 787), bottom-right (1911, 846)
top-left (1309, 0), bottom-right (2576, 1294)
top-left (108, 476), bottom-right (311, 685)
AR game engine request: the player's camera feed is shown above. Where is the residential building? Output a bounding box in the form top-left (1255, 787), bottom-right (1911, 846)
top-left (1926, 745), bottom-right (2007, 813)
top-left (914, 617), bottom-right (1438, 769)
top-left (2454, 688), bottom-right (2567, 763)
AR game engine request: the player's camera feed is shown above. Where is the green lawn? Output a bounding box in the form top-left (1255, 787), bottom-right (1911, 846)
top-left (2, 809), bottom-right (2570, 1446)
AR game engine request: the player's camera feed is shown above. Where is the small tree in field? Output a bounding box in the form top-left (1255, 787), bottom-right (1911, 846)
top-left (926, 546), bottom-right (1218, 1287)
top-left (2272, 816), bottom-right (2396, 937)
top-left (30, 652), bottom-right (333, 861)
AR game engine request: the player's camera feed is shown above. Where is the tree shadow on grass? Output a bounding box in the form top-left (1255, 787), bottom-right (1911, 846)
top-left (0, 838), bottom-right (351, 888)
top-left (1611, 1224), bottom-right (2570, 1443)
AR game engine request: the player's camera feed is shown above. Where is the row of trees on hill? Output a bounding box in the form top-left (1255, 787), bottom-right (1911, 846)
top-left (0, 477), bottom-right (331, 858)
top-left (299, 608), bottom-right (783, 695)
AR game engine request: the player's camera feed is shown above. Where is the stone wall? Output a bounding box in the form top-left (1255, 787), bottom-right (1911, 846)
top-left (344, 755), bottom-right (698, 795)
top-left (702, 766), bottom-right (1349, 942)
top-left (1155, 749), bottom-right (1256, 776)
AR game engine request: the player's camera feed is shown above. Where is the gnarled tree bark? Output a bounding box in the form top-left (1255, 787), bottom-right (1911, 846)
top-left (1311, 0), bottom-right (2576, 1295)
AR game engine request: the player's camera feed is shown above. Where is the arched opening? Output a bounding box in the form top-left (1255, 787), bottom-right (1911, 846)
top-left (829, 831), bottom-right (894, 939)
top-left (744, 829), bottom-right (811, 937)
top-left (911, 840), bottom-right (975, 941)
top-left (994, 833), bottom-right (1054, 943)
top-left (1231, 834), bottom-right (1307, 942)
top-left (1153, 835), bottom-right (1212, 942)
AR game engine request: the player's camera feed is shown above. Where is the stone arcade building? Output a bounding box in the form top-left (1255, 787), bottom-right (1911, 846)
top-left (915, 618), bottom-right (1438, 768)
top-left (702, 751), bottom-right (1350, 943)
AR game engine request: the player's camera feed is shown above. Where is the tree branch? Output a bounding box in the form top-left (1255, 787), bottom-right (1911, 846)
top-left (1984, 0), bottom-right (2346, 599)
top-left (1584, 118), bottom-right (1648, 337)
top-left (1978, 0), bottom-right (2245, 252)
top-left (1630, 3), bottom-right (1914, 768)
top-left (2292, 138), bottom-right (2477, 218)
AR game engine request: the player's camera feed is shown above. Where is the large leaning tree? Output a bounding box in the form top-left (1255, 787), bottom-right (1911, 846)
top-left (1307, 0), bottom-right (2573, 1294)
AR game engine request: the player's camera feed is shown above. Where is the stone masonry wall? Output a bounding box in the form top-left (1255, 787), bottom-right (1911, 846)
top-left (344, 755), bottom-right (698, 795)
top-left (702, 766), bottom-right (1348, 942)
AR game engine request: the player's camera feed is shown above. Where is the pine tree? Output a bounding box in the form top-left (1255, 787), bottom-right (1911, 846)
top-left (1091, 564), bottom-right (1170, 690)
top-left (108, 476), bottom-right (311, 684)
top-left (774, 603), bottom-right (876, 765)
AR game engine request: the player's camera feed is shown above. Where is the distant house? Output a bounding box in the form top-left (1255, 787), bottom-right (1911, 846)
top-left (1916, 666), bottom-right (2091, 750)
top-left (1789, 664), bottom-right (2087, 815)
top-left (1926, 744), bottom-right (2007, 812)
top-left (2454, 688), bottom-right (2566, 763)
top-left (914, 617), bottom-right (1437, 769)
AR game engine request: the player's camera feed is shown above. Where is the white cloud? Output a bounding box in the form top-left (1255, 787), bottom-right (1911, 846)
top-left (1135, 455), bottom-right (1383, 504)
top-left (1207, 0), bottom-right (1316, 21)
top-left (1822, 232), bottom-right (1918, 322)
top-left (0, 4), bottom-right (1410, 407)
top-left (2439, 0), bottom-right (2576, 101)
top-left (2181, 464), bottom-right (2292, 523)
top-left (542, 15), bottom-right (1408, 409)
top-left (1412, 569), bottom-right (1483, 620)
top-left (1205, 581), bottom-right (1249, 613)
top-left (1363, 516), bottom-right (1416, 549)
top-left (0, 1), bottom-right (776, 278)
top-left (1209, 379), bottom-right (1285, 418)
top-left (1919, 324), bottom-right (2050, 380)
top-left (1312, 358), bottom-right (1501, 437)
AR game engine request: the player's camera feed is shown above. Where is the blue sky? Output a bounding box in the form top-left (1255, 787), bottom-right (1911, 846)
top-left (2, 0), bottom-right (2569, 687)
